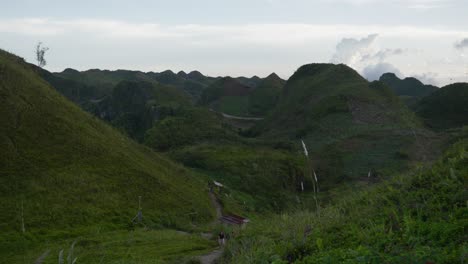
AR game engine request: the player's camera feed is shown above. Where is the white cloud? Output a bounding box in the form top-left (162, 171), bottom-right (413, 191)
top-left (321, 0), bottom-right (452, 9)
top-left (0, 18), bottom-right (466, 42)
top-left (362, 63), bottom-right (402, 81)
top-left (414, 72), bottom-right (439, 85)
top-left (330, 34), bottom-right (406, 80)
top-left (455, 38), bottom-right (468, 50)
top-left (331, 34), bottom-right (378, 65)
top-left (0, 18), bottom-right (465, 86)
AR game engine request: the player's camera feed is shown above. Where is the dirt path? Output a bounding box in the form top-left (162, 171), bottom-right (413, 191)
top-left (199, 248), bottom-right (224, 264)
top-left (197, 191), bottom-right (224, 264)
top-left (209, 192), bottom-right (223, 220)
top-left (209, 109), bottom-right (264, 121)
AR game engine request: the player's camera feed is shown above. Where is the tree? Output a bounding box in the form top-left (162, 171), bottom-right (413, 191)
top-left (35, 42), bottom-right (49, 68)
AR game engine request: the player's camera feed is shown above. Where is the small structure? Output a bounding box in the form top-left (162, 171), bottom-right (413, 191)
top-left (210, 180), bottom-right (225, 193)
top-left (213, 181), bottom-right (224, 188)
top-left (220, 214), bottom-right (250, 228)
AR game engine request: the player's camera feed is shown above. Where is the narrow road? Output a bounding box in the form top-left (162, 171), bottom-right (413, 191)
top-left (209, 109), bottom-right (264, 121)
top-left (199, 249), bottom-right (224, 264)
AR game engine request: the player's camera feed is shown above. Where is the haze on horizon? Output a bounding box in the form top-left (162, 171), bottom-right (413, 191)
top-left (1, 0), bottom-right (468, 86)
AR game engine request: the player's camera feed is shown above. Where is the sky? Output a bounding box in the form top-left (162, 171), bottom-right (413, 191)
top-left (1, 0), bottom-right (468, 86)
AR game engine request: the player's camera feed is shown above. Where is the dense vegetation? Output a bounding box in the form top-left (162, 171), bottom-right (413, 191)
top-left (200, 74), bottom-right (285, 117)
top-left (248, 73), bottom-right (285, 116)
top-left (1, 47), bottom-right (466, 264)
top-left (223, 134), bottom-right (467, 263)
top-left (170, 143), bottom-right (308, 214)
top-left (0, 50), bottom-right (216, 263)
top-left (379, 72), bottom-right (438, 99)
top-left (249, 64), bottom-right (435, 189)
top-left (415, 83), bottom-right (468, 130)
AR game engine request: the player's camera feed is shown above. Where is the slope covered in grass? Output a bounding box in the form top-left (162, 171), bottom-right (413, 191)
top-left (170, 143), bottom-right (307, 214)
top-left (0, 50), bottom-right (215, 253)
top-left (250, 64), bottom-right (430, 187)
top-left (415, 83), bottom-right (468, 130)
top-left (224, 135), bottom-right (467, 263)
top-left (379, 73), bottom-right (438, 98)
top-left (248, 73), bottom-right (285, 116)
top-left (200, 77), bottom-right (253, 116)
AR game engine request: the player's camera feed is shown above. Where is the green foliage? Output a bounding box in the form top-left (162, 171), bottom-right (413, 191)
top-left (248, 73), bottom-right (285, 116)
top-left (3, 229), bottom-right (216, 264)
top-left (224, 138), bottom-right (468, 263)
top-left (250, 63), bottom-right (428, 188)
top-left (201, 74), bottom-right (285, 117)
top-left (379, 72), bottom-right (438, 98)
top-left (0, 50), bottom-right (215, 260)
top-left (415, 83), bottom-right (468, 130)
top-left (144, 107), bottom-right (235, 151)
top-left (170, 144), bottom-right (308, 214)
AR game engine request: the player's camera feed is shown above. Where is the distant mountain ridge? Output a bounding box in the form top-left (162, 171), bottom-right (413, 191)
top-left (379, 73), bottom-right (438, 105)
top-left (200, 73), bottom-right (286, 116)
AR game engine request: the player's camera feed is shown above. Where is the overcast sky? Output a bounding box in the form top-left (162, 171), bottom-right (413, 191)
top-left (1, 0), bottom-right (468, 85)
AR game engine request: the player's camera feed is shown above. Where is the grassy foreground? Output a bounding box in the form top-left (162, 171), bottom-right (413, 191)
top-left (223, 136), bottom-right (467, 263)
top-left (0, 50), bottom-right (218, 262)
top-left (2, 228), bottom-right (216, 264)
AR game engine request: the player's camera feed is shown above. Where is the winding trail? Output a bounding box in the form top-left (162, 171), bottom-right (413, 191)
top-left (198, 191), bottom-right (224, 264)
top-left (209, 192), bottom-right (223, 220)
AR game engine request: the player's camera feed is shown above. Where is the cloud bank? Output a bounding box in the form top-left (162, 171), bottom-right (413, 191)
top-left (330, 34), bottom-right (405, 80)
top-left (455, 38), bottom-right (468, 50)
top-left (0, 17), bottom-right (466, 85)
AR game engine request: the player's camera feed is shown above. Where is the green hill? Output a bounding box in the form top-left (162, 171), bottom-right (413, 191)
top-left (415, 83), bottom-right (468, 130)
top-left (54, 68), bottom-right (215, 101)
top-left (379, 73), bottom-right (438, 105)
top-left (102, 80), bottom-right (192, 141)
top-left (146, 70), bottom-right (215, 99)
top-left (248, 73), bottom-right (285, 116)
top-left (200, 77), bottom-right (253, 116)
top-left (251, 64), bottom-right (432, 187)
top-left (225, 135), bottom-right (467, 263)
top-left (235, 75), bottom-right (262, 88)
top-left (0, 50), bottom-right (215, 259)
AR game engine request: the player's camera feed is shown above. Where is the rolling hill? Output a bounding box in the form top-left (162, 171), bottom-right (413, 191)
top-left (251, 63), bottom-right (435, 187)
top-left (414, 82), bottom-right (468, 130)
top-left (0, 49), bottom-right (215, 258)
top-left (200, 77), bottom-right (253, 116)
top-left (379, 72), bottom-right (438, 105)
top-left (248, 73), bottom-right (285, 116)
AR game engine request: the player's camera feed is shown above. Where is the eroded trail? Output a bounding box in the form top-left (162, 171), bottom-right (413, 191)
top-left (198, 191), bottom-right (224, 264)
top-left (209, 191), bottom-right (223, 220)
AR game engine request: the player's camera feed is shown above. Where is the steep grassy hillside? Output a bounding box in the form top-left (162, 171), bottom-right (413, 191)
top-left (251, 64), bottom-right (432, 188)
top-left (380, 72), bottom-right (438, 99)
top-left (224, 135), bottom-right (467, 263)
top-left (99, 80), bottom-right (192, 141)
top-left (144, 107), bottom-right (239, 151)
top-left (415, 83), bottom-right (468, 130)
top-left (200, 77), bottom-right (253, 116)
top-left (170, 143), bottom-right (308, 214)
top-left (0, 50), bottom-right (215, 260)
top-left (248, 73), bottom-right (285, 116)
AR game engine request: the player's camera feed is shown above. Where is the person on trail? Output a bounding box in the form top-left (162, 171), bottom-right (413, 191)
top-left (218, 231), bottom-right (225, 246)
